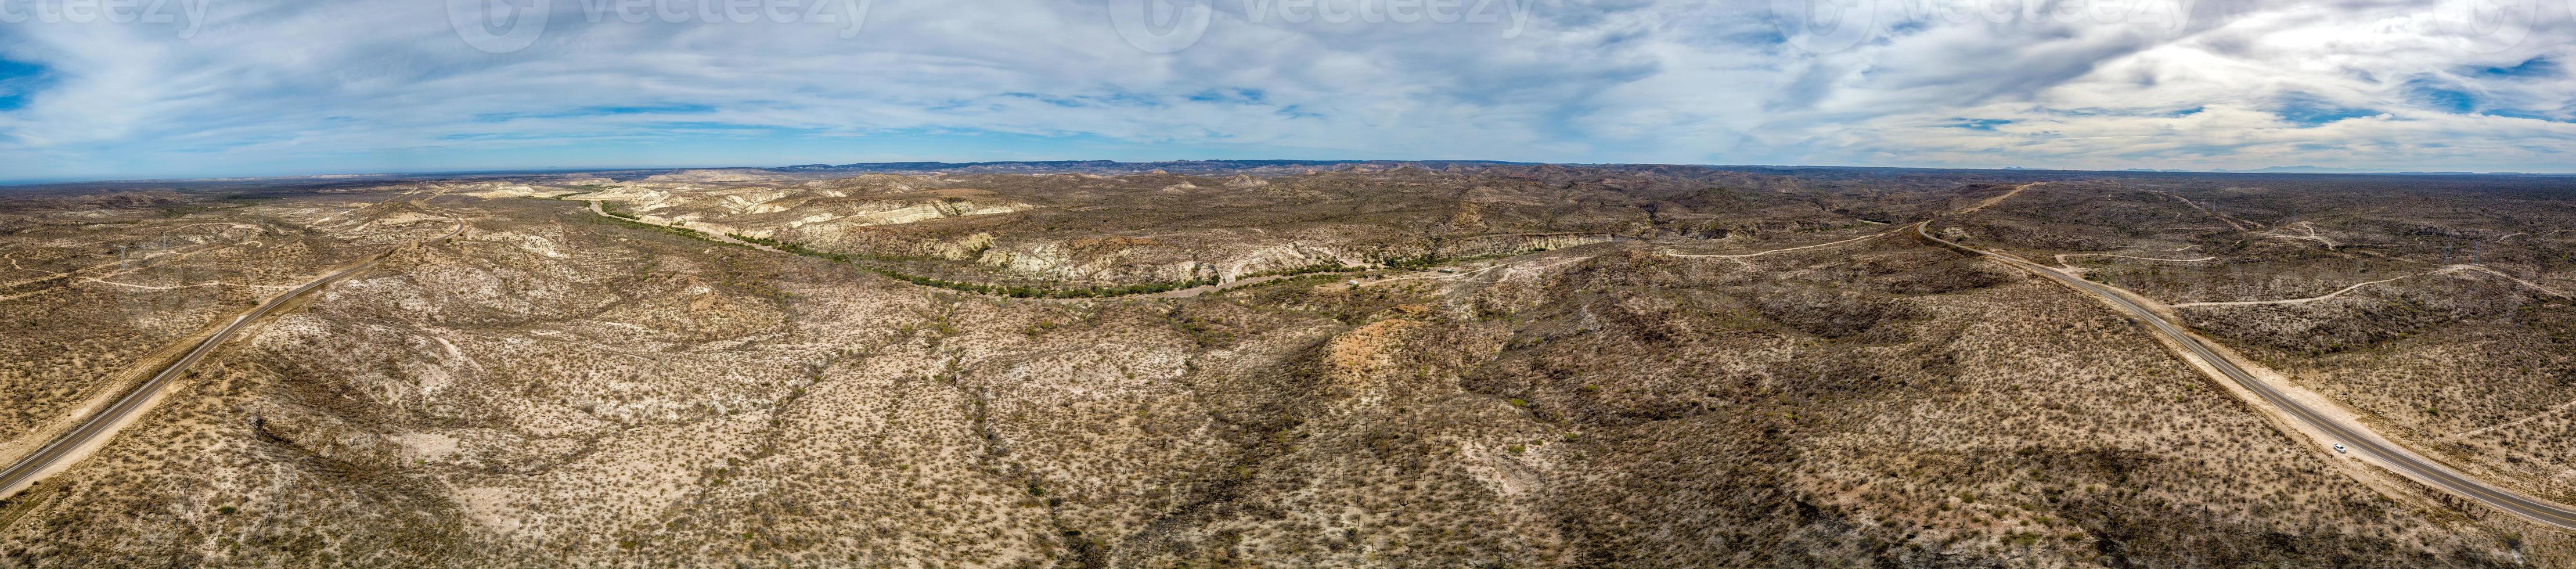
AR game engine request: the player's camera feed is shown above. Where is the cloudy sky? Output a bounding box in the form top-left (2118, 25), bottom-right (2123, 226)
top-left (0, 0), bottom-right (2568, 181)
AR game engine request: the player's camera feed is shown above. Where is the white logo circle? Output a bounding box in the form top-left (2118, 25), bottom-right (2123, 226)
top-left (1770, 0), bottom-right (1880, 54)
top-left (2437, 0), bottom-right (2535, 55)
top-left (448, 0), bottom-right (552, 54)
top-left (1111, 0), bottom-right (1213, 54)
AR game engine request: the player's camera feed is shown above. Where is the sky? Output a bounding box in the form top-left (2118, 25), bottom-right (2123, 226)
top-left (0, 0), bottom-right (2569, 181)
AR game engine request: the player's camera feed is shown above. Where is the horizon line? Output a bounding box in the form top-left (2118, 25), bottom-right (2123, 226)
top-left (8, 160), bottom-right (2574, 186)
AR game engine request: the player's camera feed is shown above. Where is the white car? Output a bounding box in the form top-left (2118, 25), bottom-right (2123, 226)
top-left (2333, 444), bottom-right (2347, 453)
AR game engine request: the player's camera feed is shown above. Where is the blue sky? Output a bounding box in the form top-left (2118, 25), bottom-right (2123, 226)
top-left (0, 0), bottom-right (2571, 181)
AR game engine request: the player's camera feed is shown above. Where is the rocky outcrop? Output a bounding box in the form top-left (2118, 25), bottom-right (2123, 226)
top-left (502, 173), bottom-right (1618, 287)
top-left (582, 182), bottom-right (1036, 243)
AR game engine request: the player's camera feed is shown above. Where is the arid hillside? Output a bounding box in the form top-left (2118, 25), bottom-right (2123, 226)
top-left (2, 165), bottom-right (2572, 567)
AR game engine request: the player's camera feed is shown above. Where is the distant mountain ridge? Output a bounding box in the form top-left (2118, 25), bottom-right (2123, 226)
top-left (769, 159), bottom-right (1539, 175)
top-left (771, 160), bottom-right (2559, 177)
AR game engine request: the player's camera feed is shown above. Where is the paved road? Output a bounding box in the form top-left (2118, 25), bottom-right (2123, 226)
top-left (0, 219), bottom-right (464, 499)
top-left (1917, 222), bottom-right (2576, 530)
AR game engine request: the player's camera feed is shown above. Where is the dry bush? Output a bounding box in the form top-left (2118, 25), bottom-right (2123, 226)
top-left (5, 168), bottom-right (2571, 568)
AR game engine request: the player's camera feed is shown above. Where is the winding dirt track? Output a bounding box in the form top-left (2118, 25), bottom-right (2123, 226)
top-left (1660, 228), bottom-right (1905, 260)
top-left (0, 218), bottom-right (464, 499)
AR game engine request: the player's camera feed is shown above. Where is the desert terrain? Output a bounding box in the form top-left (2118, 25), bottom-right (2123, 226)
top-left (2, 163), bottom-right (2573, 567)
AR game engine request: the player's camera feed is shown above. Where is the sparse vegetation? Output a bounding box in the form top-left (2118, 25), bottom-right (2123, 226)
top-left (2, 165), bottom-right (2570, 567)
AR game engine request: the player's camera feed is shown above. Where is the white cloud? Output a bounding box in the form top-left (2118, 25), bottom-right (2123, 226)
top-left (0, 0), bottom-right (2568, 179)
